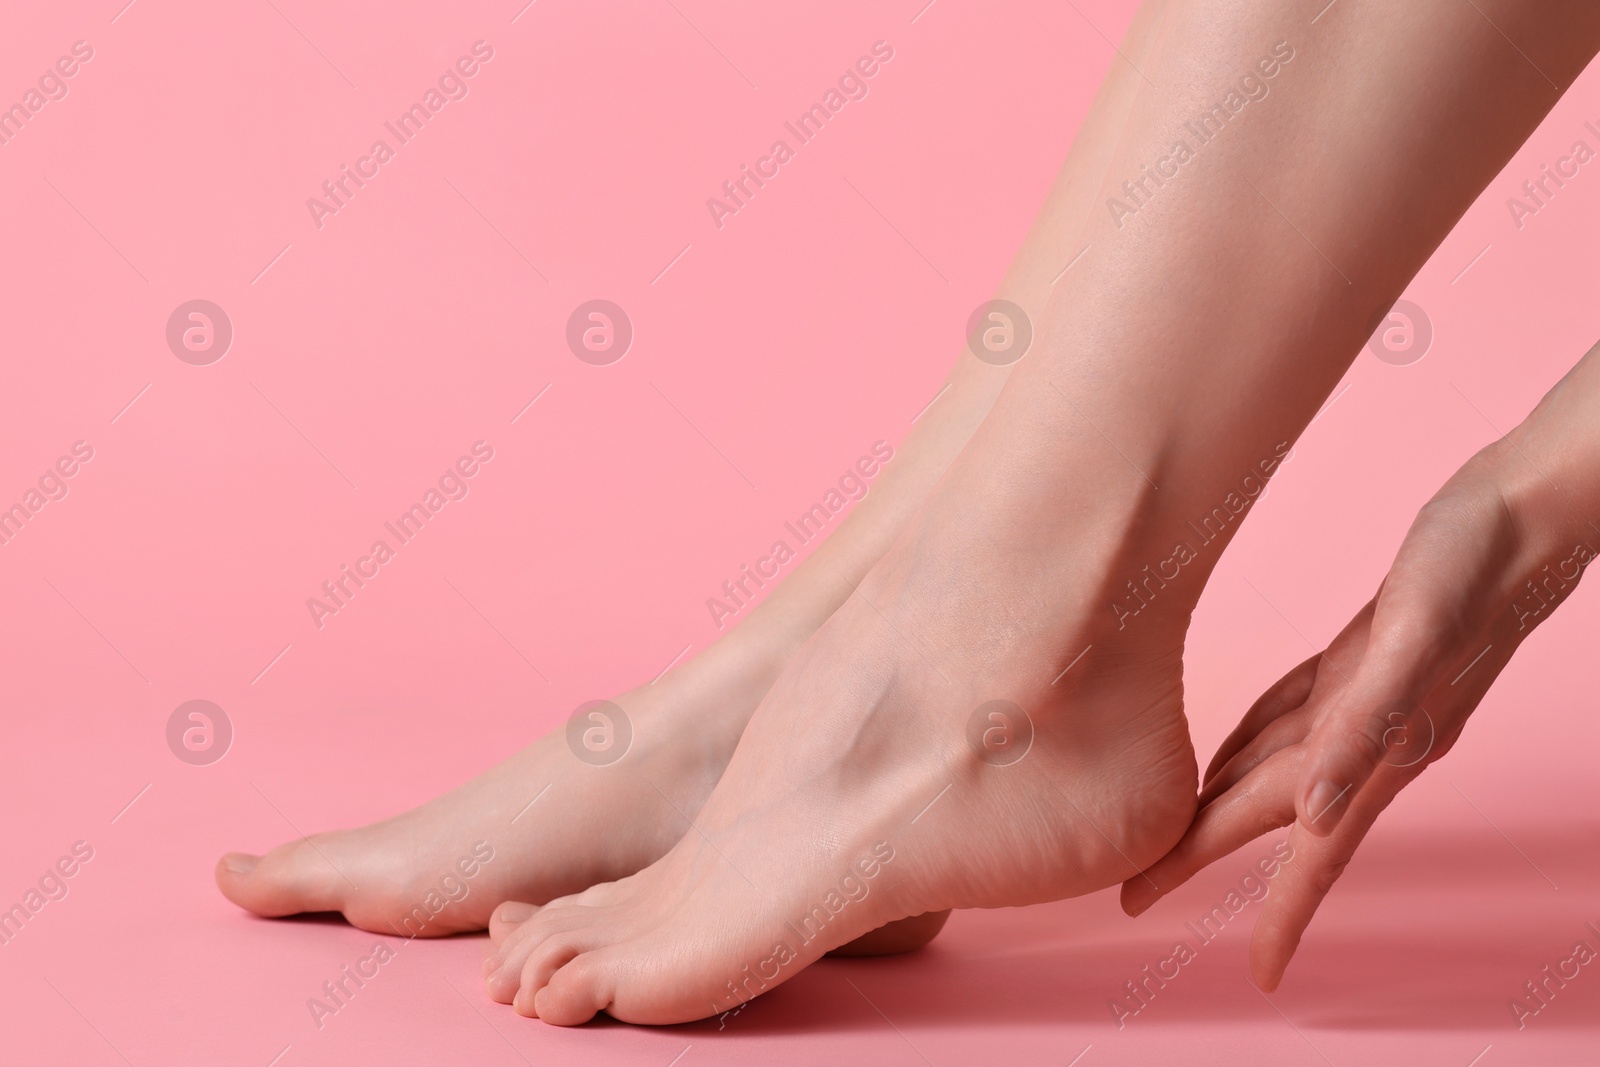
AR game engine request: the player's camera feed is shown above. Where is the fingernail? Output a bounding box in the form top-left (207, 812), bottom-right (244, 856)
top-left (497, 902), bottom-right (535, 923)
top-left (223, 853), bottom-right (258, 876)
top-left (1305, 780), bottom-right (1348, 826)
top-left (483, 955), bottom-right (501, 978)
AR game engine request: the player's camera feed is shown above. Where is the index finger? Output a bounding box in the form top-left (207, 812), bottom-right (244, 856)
top-left (1251, 762), bottom-right (1418, 990)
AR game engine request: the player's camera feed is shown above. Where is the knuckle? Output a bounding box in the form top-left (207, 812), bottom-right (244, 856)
top-left (1253, 807), bottom-right (1295, 838)
top-left (1346, 711), bottom-right (1391, 766)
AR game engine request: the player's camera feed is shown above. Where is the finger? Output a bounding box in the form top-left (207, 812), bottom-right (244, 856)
top-left (1291, 582), bottom-right (1454, 834)
top-left (1294, 632), bottom-right (1442, 836)
top-left (1198, 707), bottom-right (1311, 808)
top-left (1123, 746), bottom-right (1302, 916)
top-left (1293, 512), bottom-right (1517, 834)
top-left (1251, 766), bottom-right (1412, 990)
top-left (1204, 598), bottom-right (1378, 789)
top-left (1202, 651), bottom-right (1320, 787)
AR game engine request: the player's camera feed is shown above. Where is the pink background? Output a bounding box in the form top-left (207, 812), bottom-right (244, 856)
top-left (2, 0), bottom-right (1598, 1063)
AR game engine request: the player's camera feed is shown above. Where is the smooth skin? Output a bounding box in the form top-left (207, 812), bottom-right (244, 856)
top-left (215, 0), bottom-right (1171, 948)
top-left (1127, 338), bottom-right (1600, 989)
top-left (485, 0), bottom-right (1600, 1025)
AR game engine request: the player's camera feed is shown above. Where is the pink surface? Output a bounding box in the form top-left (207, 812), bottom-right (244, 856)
top-left (2, 1), bottom-right (1598, 1064)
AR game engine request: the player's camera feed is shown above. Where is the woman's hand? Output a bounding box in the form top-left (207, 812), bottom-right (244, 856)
top-left (1120, 413), bottom-right (1598, 989)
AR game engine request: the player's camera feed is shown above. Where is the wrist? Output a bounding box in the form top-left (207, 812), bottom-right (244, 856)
top-left (1492, 417), bottom-right (1600, 560)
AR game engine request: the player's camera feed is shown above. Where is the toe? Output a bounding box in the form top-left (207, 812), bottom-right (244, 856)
top-left (513, 931), bottom-right (598, 1015)
top-left (532, 952), bottom-right (614, 1025)
top-left (215, 841), bottom-right (347, 918)
top-left (487, 876), bottom-right (647, 1002)
top-left (486, 904), bottom-right (600, 1004)
top-left (489, 901), bottom-right (537, 945)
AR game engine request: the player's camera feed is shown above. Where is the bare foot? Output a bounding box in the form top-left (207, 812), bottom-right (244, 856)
top-left (216, 628), bottom-right (951, 955)
top-left (214, 0), bottom-right (1169, 957)
top-left (216, 634), bottom-right (778, 938)
top-left (483, 492), bottom-right (1200, 1023)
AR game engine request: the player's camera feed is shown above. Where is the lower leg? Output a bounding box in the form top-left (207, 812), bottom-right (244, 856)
top-left (214, 0), bottom-right (1168, 938)
top-left (488, 0), bottom-right (1600, 1023)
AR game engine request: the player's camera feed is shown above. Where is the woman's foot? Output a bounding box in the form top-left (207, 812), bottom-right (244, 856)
top-left (216, 627), bottom-right (953, 956)
top-left (483, 481), bottom-right (1202, 1023)
top-left (213, 0), bottom-right (1170, 954)
top-left (216, 633), bottom-right (781, 938)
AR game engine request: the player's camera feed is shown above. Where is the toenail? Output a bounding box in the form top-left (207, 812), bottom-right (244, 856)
top-left (223, 853), bottom-right (258, 876)
top-left (497, 902), bottom-right (534, 923)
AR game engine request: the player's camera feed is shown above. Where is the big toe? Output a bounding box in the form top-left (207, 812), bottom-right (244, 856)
top-left (215, 840), bottom-right (349, 918)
